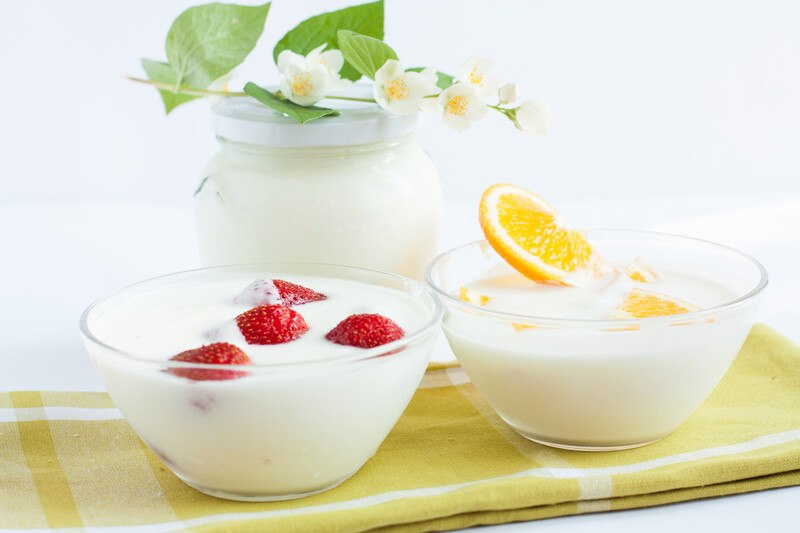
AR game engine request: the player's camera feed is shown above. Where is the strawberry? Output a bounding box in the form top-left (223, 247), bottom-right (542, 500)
top-left (325, 314), bottom-right (404, 348)
top-left (234, 279), bottom-right (326, 307)
top-left (236, 304), bottom-right (309, 344)
top-left (273, 279), bottom-right (327, 305)
top-left (169, 342), bottom-right (251, 381)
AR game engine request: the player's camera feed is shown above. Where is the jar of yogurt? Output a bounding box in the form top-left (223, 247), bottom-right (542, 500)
top-left (195, 93), bottom-right (443, 279)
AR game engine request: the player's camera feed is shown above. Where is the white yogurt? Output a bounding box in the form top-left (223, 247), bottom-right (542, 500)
top-left (463, 261), bottom-right (736, 319)
top-left (440, 258), bottom-right (761, 450)
top-left (93, 275), bottom-right (428, 364)
top-left (84, 272), bottom-right (437, 500)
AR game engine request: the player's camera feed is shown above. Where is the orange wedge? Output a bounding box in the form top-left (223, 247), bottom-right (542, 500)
top-left (610, 288), bottom-right (700, 319)
top-left (479, 183), bottom-right (599, 285)
top-left (624, 257), bottom-right (659, 282)
top-left (459, 286), bottom-right (490, 306)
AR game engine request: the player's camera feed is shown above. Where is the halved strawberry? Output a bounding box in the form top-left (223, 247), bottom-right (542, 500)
top-left (325, 314), bottom-right (404, 348)
top-left (234, 279), bottom-right (326, 306)
top-left (273, 279), bottom-right (327, 305)
top-left (236, 304), bottom-right (309, 344)
top-left (169, 343), bottom-right (250, 381)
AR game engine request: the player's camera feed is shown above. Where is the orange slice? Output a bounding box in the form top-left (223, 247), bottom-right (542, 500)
top-left (610, 288), bottom-right (700, 319)
top-left (459, 286), bottom-right (490, 306)
top-left (624, 257), bottom-right (659, 282)
top-left (479, 183), bottom-right (599, 285)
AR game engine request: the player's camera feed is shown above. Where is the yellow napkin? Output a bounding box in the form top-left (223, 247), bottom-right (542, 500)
top-left (2, 324), bottom-right (799, 532)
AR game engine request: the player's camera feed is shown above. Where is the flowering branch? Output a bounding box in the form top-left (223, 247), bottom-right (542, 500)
top-left (130, 1), bottom-right (551, 133)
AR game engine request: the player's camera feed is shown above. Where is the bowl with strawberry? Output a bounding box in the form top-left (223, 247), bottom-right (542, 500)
top-left (80, 263), bottom-right (442, 501)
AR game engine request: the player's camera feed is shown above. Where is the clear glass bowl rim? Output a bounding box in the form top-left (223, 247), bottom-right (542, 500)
top-left (425, 229), bottom-right (768, 328)
top-left (80, 262), bottom-right (443, 373)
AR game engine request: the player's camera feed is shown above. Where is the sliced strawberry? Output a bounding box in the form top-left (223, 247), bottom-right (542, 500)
top-left (234, 279), bottom-right (284, 306)
top-left (236, 304), bottom-right (309, 344)
top-left (325, 314), bottom-right (404, 349)
top-left (234, 279), bottom-right (326, 306)
top-left (273, 279), bottom-right (327, 305)
top-left (169, 342), bottom-right (250, 381)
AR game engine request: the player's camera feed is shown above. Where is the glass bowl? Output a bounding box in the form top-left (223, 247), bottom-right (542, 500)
top-left (426, 230), bottom-right (767, 451)
top-left (80, 263), bottom-right (442, 501)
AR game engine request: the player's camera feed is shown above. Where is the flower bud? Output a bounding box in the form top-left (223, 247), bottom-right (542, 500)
top-left (514, 100), bottom-right (551, 134)
top-left (497, 83), bottom-right (520, 104)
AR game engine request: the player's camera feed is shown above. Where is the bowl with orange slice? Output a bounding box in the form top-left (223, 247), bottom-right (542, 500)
top-left (426, 184), bottom-right (767, 451)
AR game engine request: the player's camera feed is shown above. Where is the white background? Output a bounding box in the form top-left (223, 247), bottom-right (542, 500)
top-left (1, 0), bottom-right (799, 204)
top-left (1, 1), bottom-right (798, 532)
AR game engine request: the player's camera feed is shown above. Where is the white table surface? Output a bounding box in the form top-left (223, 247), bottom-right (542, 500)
top-left (1, 195), bottom-right (798, 531)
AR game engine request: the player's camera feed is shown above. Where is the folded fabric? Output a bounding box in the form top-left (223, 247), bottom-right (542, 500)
top-left (1, 324), bottom-right (798, 532)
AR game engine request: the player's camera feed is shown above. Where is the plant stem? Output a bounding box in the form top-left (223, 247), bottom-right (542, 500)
top-left (325, 95), bottom-right (377, 103)
top-left (488, 103), bottom-right (514, 117)
top-left (126, 76), bottom-right (246, 97)
top-left (128, 77), bottom-right (378, 104)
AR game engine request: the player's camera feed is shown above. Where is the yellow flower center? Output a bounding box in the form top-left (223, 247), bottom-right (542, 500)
top-left (446, 95), bottom-right (469, 116)
top-left (385, 79), bottom-right (409, 101)
top-left (290, 73), bottom-right (313, 96)
top-left (468, 67), bottom-right (484, 86)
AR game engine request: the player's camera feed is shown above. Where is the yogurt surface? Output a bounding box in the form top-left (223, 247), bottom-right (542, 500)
top-left (461, 259), bottom-right (737, 320)
top-left (90, 274), bottom-right (430, 364)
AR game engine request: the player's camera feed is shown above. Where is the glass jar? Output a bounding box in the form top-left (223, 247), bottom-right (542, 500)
top-left (195, 95), bottom-right (442, 279)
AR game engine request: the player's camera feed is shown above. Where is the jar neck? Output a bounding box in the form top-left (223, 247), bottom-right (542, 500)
top-left (217, 134), bottom-right (415, 157)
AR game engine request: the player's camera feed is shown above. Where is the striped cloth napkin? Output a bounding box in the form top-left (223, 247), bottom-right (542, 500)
top-left (1, 324), bottom-right (799, 532)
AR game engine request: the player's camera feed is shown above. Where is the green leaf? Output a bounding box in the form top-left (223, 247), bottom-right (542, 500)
top-left (166, 2), bottom-right (271, 89)
top-left (407, 67), bottom-right (455, 90)
top-left (336, 30), bottom-right (398, 80)
top-left (141, 58), bottom-right (200, 114)
top-left (273, 0), bottom-right (384, 81)
top-left (243, 82), bottom-right (339, 125)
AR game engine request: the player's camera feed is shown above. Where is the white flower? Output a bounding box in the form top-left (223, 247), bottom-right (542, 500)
top-left (455, 56), bottom-right (501, 97)
top-left (277, 45), bottom-right (351, 106)
top-left (497, 82), bottom-right (519, 105)
top-left (373, 60), bottom-right (439, 116)
top-left (436, 82), bottom-right (488, 131)
top-left (306, 43), bottom-right (345, 78)
top-left (513, 100), bottom-right (552, 134)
